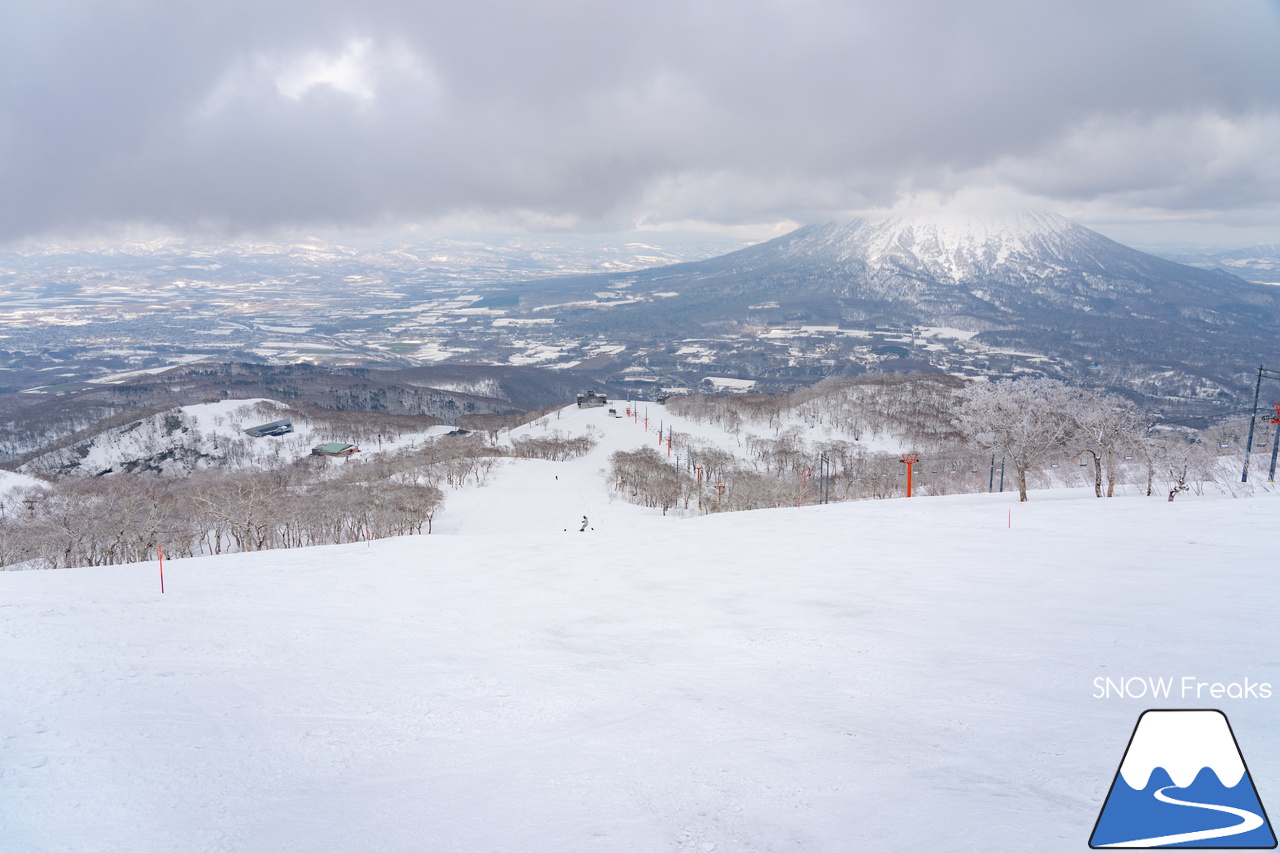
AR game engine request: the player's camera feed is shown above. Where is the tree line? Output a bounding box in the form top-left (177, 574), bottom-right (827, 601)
top-left (2, 429), bottom-right (596, 570)
top-left (613, 374), bottom-right (1253, 513)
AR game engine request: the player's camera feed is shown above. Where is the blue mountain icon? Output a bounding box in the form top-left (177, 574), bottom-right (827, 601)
top-left (1091, 710), bottom-right (1276, 848)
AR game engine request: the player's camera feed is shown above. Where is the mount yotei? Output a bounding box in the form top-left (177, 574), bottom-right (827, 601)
top-left (6, 214), bottom-right (1277, 416)
top-left (507, 212), bottom-right (1280, 407)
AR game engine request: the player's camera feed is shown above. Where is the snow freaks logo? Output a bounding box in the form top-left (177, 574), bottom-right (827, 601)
top-left (1090, 710), bottom-right (1277, 848)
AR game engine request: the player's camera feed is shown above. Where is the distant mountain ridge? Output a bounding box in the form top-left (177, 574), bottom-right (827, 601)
top-left (1156, 242), bottom-right (1280, 285)
top-left (516, 211), bottom-right (1280, 405)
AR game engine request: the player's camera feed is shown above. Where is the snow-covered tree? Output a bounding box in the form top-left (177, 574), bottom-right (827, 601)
top-left (954, 378), bottom-right (1079, 502)
top-left (1069, 390), bottom-right (1149, 497)
top-left (1145, 435), bottom-right (1220, 501)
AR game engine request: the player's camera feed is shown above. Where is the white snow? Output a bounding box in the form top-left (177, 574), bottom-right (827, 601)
top-left (85, 358), bottom-right (208, 384)
top-left (1119, 710), bottom-right (1246, 790)
top-left (254, 325), bottom-right (314, 334)
top-left (3, 403), bottom-right (1279, 851)
top-left (0, 469), bottom-right (47, 499)
top-left (918, 325), bottom-right (981, 341)
top-left (702, 376), bottom-right (756, 391)
top-left (21, 398), bottom-right (451, 477)
top-left (789, 210), bottom-right (1097, 282)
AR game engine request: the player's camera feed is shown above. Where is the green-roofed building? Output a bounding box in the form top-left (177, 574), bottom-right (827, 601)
top-left (311, 442), bottom-right (360, 458)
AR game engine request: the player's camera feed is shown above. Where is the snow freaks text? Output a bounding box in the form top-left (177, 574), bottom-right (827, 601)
top-left (1093, 677), bottom-right (1273, 701)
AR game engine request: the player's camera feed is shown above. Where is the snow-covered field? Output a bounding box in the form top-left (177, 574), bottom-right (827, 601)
top-left (4, 405), bottom-right (1279, 851)
top-left (0, 469), bottom-right (46, 499)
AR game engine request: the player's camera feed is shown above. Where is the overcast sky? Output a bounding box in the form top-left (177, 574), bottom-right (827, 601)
top-left (2, 0), bottom-right (1278, 247)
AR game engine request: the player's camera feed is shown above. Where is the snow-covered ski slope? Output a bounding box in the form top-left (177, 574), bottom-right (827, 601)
top-left (3, 403), bottom-right (1279, 852)
top-left (0, 469), bottom-right (46, 498)
top-left (439, 402), bottom-right (712, 535)
top-left (442, 400), bottom-right (953, 535)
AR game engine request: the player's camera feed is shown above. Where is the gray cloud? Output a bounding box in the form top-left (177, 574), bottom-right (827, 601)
top-left (2, 0), bottom-right (1278, 242)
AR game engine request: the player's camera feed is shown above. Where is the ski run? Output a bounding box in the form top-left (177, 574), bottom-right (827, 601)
top-left (3, 400), bottom-right (1279, 852)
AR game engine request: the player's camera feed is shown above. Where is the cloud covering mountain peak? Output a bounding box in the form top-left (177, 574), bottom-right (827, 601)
top-left (1, 1), bottom-right (1278, 243)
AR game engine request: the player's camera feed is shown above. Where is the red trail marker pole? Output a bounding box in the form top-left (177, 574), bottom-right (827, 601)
top-left (158, 546), bottom-right (165, 594)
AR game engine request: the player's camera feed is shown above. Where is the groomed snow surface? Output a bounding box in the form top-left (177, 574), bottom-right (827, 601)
top-left (4, 405), bottom-right (1279, 852)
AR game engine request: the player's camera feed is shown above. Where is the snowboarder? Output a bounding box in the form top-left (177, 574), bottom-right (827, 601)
top-left (579, 515), bottom-right (589, 532)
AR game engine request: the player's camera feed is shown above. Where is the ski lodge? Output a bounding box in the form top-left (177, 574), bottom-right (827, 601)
top-left (244, 419), bottom-right (293, 438)
top-left (311, 442), bottom-right (360, 458)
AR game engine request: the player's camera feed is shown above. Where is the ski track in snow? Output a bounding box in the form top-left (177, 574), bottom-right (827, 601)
top-left (1101, 785), bottom-right (1264, 847)
top-left (2, 403), bottom-right (1279, 852)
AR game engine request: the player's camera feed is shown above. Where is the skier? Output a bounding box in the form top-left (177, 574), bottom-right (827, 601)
top-left (579, 515), bottom-right (589, 532)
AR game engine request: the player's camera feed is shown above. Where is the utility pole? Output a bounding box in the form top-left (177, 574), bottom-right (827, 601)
top-left (1241, 366), bottom-right (1280, 482)
top-left (818, 452), bottom-right (832, 504)
top-left (1269, 402), bottom-right (1280, 483)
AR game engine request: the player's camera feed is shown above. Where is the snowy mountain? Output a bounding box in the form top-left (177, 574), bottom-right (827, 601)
top-left (755, 210), bottom-right (1120, 281)
top-left (515, 211), bottom-right (1280, 403)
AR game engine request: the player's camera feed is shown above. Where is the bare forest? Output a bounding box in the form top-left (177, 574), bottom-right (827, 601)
top-left (4, 373), bottom-right (1267, 571)
top-left (614, 374), bottom-right (1259, 513)
top-left (1, 422), bottom-right (597, 570)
